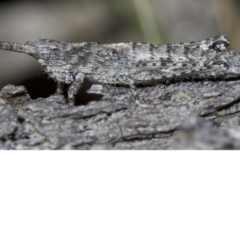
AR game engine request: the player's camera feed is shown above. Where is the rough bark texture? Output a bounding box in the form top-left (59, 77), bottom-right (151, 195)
top-left (1, 79), bottom-right (240, 150)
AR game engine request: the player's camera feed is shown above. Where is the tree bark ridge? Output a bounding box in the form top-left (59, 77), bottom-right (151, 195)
top-left (1, 79), bottom-right (240, 149)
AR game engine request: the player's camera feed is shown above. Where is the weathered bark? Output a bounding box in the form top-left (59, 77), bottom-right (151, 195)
top-left (1, 79), bottom-right (240, 150)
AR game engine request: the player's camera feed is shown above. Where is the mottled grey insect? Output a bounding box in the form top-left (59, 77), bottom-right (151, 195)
top-left (0, 35), bottom-right (240, 105)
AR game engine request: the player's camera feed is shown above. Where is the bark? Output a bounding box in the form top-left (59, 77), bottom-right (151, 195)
top-left (1, 79), bottom-right (240, 150)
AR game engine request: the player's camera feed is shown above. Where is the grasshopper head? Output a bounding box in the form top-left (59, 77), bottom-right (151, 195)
top-left (25, 37), bottom-right (67, 61)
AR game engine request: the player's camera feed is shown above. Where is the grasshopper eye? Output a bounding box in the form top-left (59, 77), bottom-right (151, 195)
top-left (39, 52), bottom-right (50, 60)
top-left (37, 48), bottom-right (51, 60)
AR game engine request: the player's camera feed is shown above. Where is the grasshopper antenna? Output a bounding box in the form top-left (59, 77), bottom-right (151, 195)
top-left (0, 41), bottom-right (37, 57)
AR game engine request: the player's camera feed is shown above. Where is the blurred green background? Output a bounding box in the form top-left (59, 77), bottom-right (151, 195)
top-left (0, 0), bottom-right (240, 99)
